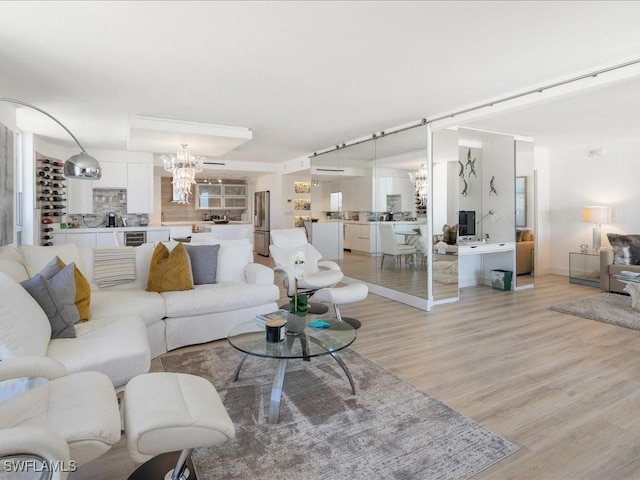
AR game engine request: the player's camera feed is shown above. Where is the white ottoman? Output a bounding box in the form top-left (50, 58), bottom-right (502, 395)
top-left (124, 372), bottom-right (235, 480)
top-left (312, 283), bottom-right (369, 329)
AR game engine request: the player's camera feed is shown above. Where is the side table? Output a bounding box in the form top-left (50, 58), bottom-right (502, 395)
top-left (569, 251), bottom-right (600, 287)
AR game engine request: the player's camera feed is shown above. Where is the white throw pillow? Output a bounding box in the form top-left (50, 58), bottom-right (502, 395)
top-left (21, 243), bottom-right (82, 278)
top-left (0, 272), bottom-right (51, 358)
top-left (216, 242), bottom-right (253, 282)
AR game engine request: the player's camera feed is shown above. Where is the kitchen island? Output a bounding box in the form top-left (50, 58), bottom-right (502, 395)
top-left (52, 226), bottom-right (171, 247)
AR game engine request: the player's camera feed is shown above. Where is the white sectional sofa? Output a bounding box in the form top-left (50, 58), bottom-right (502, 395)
top-left (0, 240), bottom-right (279, 397)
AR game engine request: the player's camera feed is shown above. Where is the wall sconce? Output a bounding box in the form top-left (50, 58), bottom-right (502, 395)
top-left (583, 205), bottom-right (611, 252)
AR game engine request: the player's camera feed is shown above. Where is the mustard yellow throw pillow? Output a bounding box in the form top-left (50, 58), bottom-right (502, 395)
top-left (146, 242), bottom-right (194, 292)
top-left (57, 257), bottom-right (91, 321)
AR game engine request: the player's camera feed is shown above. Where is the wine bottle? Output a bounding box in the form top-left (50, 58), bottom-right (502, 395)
top-left (42, 235), bottom-right (53, 240)
top-left (51, 175), bottom-right (64, 181)
top-left (38, 171), bottom-right (50, 178)
top-left (43, 241), bottom-right (53, 247)
top-left (43, 227), bottom-right (53, 232)
top-left (51, 197), bottom-right (66, 202)
top-left (50, 183), bottom-right (65, 188)
top-left (38, 196), bottom-right (50, 202)
top-left (42, 218), bottom-right (52, 224)
top-left (38, 180), bottom-right (49, 187)
top-left (51, 205), bottom-right (65, 209)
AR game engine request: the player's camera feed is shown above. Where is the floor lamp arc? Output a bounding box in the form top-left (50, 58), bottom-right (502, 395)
top-left (0, 97), bottom-right (101, 180)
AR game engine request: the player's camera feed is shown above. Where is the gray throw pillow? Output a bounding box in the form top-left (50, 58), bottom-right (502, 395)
top-left (608, 234), bottom-right (640, 265)
top-left (21, 272), bottom-right (77, 339)
top-left (184, 244), bottom-right (220, 285)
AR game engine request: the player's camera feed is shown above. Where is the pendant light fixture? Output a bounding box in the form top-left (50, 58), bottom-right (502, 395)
top-left (161, 144), bottom-right (204, 204)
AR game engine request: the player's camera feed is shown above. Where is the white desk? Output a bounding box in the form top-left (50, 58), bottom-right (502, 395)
top-left (457, 242), bottom-right (515, 288)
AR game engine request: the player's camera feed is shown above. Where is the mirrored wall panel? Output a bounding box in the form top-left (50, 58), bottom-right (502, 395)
top-left (310, 125), bottom-right (429, 304)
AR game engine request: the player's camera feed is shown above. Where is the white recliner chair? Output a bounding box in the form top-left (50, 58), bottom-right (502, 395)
top-left (270, 228), bottom-right (344, 314)
top-left (0, 356), bottom-right (122, 480)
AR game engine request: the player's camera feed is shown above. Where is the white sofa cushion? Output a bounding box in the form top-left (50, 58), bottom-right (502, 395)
top-left (216, 242), bottom-right (253, 282)
top-left (0, 245), bottom-right (29, 282)
top-left (21, 243), bottom-right (82, 277)
top-left (46, 315), bottom-right (150, 388)
top-left (90, 290), bottom-right (166, 327)
top-left (162, 283), bottom-right (280, 318)
top-left (0, 272), bottom-right (51, 358)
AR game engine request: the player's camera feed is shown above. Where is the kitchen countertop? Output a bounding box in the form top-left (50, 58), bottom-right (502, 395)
top-left (160, 221), bottom-right (250, 226)
top-left (53, 226), bottom-right (170, 233)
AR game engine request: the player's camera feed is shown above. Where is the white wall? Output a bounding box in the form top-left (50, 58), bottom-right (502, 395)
top-left (535, 147), bottom-right (551, 275)
top-left (548, 138), bottom-right (640, 275)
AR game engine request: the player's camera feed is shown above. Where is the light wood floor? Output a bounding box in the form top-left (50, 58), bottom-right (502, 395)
top-left (75, 268), bottom-right (640, 480)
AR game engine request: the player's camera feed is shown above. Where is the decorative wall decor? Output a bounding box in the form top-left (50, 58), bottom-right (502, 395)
top-left (489, 176), bottom-right (498, 196)
top-left (458, 159), bottom-right (464, 178)
top-left (0, 123), bottom-right (14, 246)
top-left (461, 178), bottom-right (469, 197)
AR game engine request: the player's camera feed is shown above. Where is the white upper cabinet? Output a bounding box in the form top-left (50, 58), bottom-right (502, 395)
top-left (127, 163), bottom-right (152, 213)
top-left (92, 161), bottom-right (128, 189)
top-left (66, 178), bottom-right (94, 214)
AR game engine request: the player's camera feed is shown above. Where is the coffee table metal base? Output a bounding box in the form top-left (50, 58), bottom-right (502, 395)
top-left (233, 333), bottom-right (356, 424)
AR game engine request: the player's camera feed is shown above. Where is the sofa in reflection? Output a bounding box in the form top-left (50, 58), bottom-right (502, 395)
top-left (516, 229), bottom-right (534, 275)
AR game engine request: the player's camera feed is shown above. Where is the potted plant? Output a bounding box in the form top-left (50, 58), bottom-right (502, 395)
top-left (287, 293), bottom-right (308, 334)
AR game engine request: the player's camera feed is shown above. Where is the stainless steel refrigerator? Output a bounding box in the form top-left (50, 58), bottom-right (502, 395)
top-left (254, 190), bottom-right (270, 256)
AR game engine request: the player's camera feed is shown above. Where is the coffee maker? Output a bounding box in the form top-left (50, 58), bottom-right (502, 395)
top-left (107, 212), bottom-right (116, 228)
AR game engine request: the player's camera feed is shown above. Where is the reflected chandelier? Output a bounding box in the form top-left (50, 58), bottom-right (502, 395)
top-left (161, 144), bottom-right (204, 204)
top-left (409, 163), bottom-right (428, 206)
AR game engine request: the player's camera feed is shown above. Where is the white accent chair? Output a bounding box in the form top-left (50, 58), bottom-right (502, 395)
top-left (270, 228), bottom-right (344, 314)
top-left (0, 357), bottom-right (121, 480)
top-left (378, 223), bottom-right (417, 269)
top-left (312, 283), bottom-right (369, 329)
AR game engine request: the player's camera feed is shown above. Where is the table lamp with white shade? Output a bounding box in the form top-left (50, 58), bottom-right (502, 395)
top-left (582, 206), bottom-right (611, 253)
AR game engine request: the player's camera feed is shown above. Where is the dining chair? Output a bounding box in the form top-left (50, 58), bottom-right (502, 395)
top-left (378, 223), bottom-right (417, 269)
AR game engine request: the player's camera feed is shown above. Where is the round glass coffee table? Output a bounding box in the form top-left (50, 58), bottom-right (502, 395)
top-left (227, 317), bottom-right (356, 424)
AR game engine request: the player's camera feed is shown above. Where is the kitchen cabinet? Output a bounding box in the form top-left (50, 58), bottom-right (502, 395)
top-left (92, 162), bottom-right (127, 189)
top-left (53, 227), bottom-right (170, 247)
top-left (66, 161), bottom-right (152, 214)
top-left (127, 163), bottom-right (152, 213)
top-left (66, 179), bottom-right (94, 214)
top-left (195, 184), bottom-right (247, 210)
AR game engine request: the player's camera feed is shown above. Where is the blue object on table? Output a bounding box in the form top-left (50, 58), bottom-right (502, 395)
top-left (308, 320), bottom-right (331, 329)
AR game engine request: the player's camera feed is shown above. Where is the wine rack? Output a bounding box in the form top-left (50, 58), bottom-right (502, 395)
top-left (36, 154), bottom-right (66, 246)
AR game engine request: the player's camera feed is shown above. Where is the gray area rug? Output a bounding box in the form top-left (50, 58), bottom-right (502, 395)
top-left (161, 343), bottom-right (518, 479)
top-left (551, 292), bottom-right (640, 330)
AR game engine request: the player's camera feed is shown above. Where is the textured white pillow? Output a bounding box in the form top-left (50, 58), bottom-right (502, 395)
top-left (216, 242), bottom-right (253, 282)
top-left (0, 272), bottom-right (51, 358)
top-left (20, 243), bottom-right (82, 278)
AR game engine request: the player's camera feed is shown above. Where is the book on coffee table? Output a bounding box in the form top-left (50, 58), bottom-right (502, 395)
top-left (255, 309), bottom-right (289, 328)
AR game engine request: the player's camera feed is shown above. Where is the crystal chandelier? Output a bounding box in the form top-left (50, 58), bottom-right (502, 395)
top-left (408, 163), bottom-right (428, 206)
top-left (161, 144), bottom-right (204, 204)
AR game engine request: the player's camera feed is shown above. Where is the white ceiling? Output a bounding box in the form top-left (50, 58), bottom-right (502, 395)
top-left (2, 1), bottom-right (640, 171)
